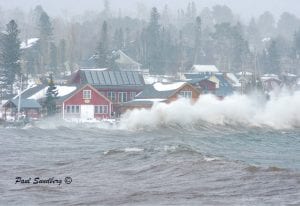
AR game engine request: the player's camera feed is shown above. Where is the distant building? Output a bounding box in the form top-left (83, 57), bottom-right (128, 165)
top-left (190, 65), bottom-right (219, 74)
top-left (121, 82), bottom-right (201, 112)
top-left (60, 84), bottom-right (112, 120)
top-left (2, 99), bottom-right (42, 120)
top-left (69, 68), bottom-right (145, 117)
top-left (3, 84), bottom-right (78, 118)
top-left (261, 74), bottom-right (282, 92)
top-left (224, 73), bottom-right (241, 90)
top-left (186, 78), bottom-right (216, 94)
top-left (20, 38), bottom-right (39, 50)
top-left (113, 50), bottom-right (142, 72)
top-left (184, 73), bottom-right (233, 98)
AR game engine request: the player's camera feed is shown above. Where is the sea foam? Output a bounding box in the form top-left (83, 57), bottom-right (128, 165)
top-left (120, 90), bottom-right (300, 130)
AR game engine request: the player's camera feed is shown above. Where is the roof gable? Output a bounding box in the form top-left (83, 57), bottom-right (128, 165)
top-left (114, 50), bottom-right (141, 66)
top-left (62, 84), bottom-right (112, 104)
top-left (136, 82), bottom-right (196, 99)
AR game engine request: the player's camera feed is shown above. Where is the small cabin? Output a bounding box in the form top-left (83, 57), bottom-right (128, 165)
top-left (2, 99), bottom-right (42, 120)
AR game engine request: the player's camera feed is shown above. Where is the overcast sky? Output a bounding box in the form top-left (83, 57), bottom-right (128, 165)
top-left (1, 0), bottom-right (300, 21)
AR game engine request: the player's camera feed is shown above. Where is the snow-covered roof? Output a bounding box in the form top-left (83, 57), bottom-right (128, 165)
top-left (192, 65), bottom-right (219, 73)
top-left (131, 98), bottom-right (166, 102)
top-left (20, 38), bottom-right (39, 49)
top-left (143, 75), bottom-right (171, 84)
top-left (28, 86), bottom-right (77, 100)
top-left (226, 73), bottom-right (241, 87)
top-left (135, 82), bottom-right (191, 100)
top-left (284, 73), bottom-right (297, 77)
top-left (262, 73), bottom-right (278, 77)
top-left (114, 50), bottom-right (141, 66)
top-left (261, 74), bottom-right (280, 81)
top-left (236, 71), bottom-right (253, 76)
top-left (262, 37), bottom-right (271, 42)
top-left (153, 82), bottom-right (186, 91)
top-left (80, 68), bottom-right (108, 71)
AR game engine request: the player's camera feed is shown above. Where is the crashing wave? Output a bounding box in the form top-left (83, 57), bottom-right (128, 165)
top-left (120, 91), bottom-right (300, 130)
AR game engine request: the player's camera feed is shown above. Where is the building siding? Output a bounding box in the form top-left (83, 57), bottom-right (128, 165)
top-left (63, 85), bottom-right (112, 119)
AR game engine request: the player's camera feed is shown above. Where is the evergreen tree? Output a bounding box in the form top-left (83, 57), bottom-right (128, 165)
top-left (113, 28), bottom-right (124, 50)
top-left (0, 20), bottom-right (21, 95)
top-left (194, 16), bottom-right (202, 64)
top-left (293, 30), bottom-right (300, 58)
top-left (146, 7), bottom-right (162, 74)
top-left (97, 21), bottom-right (110, 68)
top-left (212, 5), bottom-right (235, 24)
top-left (58, 39), bottom-right (66, 70)
top-left (45, 74), bottom-right (58, 116)
top-left (257, 11), bottom-right (276, 38)
top-left (268, 40), bottom-right (280, 74)
top-left (38, 10), bottom-right (52, 72)
top-left (277, 12), bottom-right (300, 40)
top-left (49, 42), bottom-right (58, 72)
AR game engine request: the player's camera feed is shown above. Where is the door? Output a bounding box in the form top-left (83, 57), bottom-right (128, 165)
top-left (80, 105), bottom-right (94, 120)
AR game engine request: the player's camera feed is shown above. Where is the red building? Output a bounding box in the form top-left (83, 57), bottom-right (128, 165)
top-left (60, 84), bottom-right (112, 120)
top-left (121, 82), bottom-right (201, 112)
top-left (187, 78), bottom-right (216, 94)
top-left (69, 68), bottom-right (145, 117)
top-left (262, 78), bottom-right (282, 92)
top-left (2, 99), bottom-right (42, 120)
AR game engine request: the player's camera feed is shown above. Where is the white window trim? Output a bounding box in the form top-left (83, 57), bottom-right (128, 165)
top-left (118, 92), bottom-right (127, 103)
top-left (66, 105), bottom-right (80, 114)
top-left (94, 105), bottom-right (109, 114)
top-left (130, 92), bottom-right (137, 100)
top-left (108, 91), bottom-right (116, 102)
top-left (83, 90), bottom-right (92, 99)
top-left (179, 91), bottom-right (192, 99)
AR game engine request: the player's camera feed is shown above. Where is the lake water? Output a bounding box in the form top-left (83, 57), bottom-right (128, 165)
top-left (1, 94), bottom-right (300, 205)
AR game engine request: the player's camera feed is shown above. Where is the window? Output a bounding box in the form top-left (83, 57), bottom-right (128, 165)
top-left (66, 105), bottom-right (80, 113)
top-left (130, 92), bottom-right (137, 100)
top-left (95, 105), bottom-right (108, 114)
top-left (118, 92), bottom-right (127, 103)
top-left (83, 90), bottom-right (91, 99)
top-left (108, 91), bottom-right (116, 102)
top-left (179, 91), bottom-right (192, 99)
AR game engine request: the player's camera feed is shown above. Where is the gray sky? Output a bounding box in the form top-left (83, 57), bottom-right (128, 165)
top-left (1, 0), bottom-right (300, 21)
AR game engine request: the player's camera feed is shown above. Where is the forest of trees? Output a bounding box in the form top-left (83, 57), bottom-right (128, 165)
top-left (1, 1), bottom-right (300, 91)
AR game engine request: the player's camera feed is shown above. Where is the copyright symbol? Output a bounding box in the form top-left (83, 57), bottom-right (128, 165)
top-left (64, 177), bottom-right (72, 184)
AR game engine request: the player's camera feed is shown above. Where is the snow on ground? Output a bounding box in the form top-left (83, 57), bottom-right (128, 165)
top-left (153, 82), bottom-right (185, 91)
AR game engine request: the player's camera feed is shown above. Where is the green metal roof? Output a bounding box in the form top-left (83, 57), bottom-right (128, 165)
top-left (10, 99), bottom-right (42, 109)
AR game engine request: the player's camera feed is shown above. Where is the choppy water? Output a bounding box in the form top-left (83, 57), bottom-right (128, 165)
top-left (0, 122), bottom-right (300, 206)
